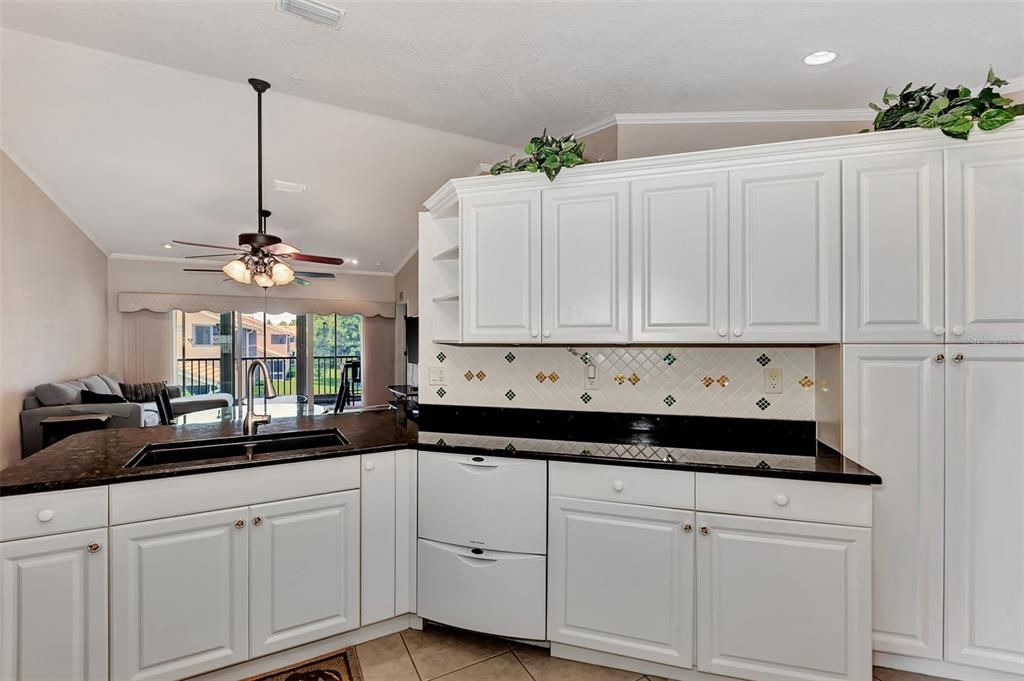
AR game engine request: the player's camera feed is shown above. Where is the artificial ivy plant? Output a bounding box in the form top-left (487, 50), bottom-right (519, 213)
top-left (490, 129), bottom-right (587, 181)
top-left (867, 68), bottom-right (1022, 139)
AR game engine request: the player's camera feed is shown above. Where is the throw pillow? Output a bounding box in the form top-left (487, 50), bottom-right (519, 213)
top-left (99, 373), bottom-right (125, 397)
top-left (81, 375), bottom-right (111, 394)
top-left (34, 380), bottom-right (87, 406)
top-left (81, 390), bottom-right (128, 404)
top-left (119, 381), bottom-right (169, 403)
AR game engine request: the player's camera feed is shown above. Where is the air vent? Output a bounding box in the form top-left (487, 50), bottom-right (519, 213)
top-left (274, 180), bottom-right (306, 193)
top-left (276, 0), bottom-right (345, 30)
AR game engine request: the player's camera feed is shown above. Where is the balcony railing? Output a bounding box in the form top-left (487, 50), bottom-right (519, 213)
top-left (176, 355), bottom-right (361, 405)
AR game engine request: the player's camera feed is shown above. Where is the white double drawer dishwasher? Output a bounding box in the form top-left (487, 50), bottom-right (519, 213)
top-left (417, 451), bottom-right (548, 639)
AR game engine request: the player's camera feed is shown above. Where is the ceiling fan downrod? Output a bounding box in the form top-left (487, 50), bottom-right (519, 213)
top-left (249, 77), bottom-right (271, 237)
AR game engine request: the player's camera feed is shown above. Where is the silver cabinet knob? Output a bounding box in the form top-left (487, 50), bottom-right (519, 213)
top-left (543, 330), bottom-right (551, 338)
top-left (774, 494), bottom-right (789, 507)
top-left (252, 516), bottom-right (263, 526)
top-left (612, 480), bottom-right (624, 492)
top-left (953, 353), bottom-right (964, 364)
top-left (717, 328), bottom-right (728, 337)
top-left (682, 523), bottom-right (693, 533)
top-left (365, 460), bottom-right (375, 471)
top-left (952, 325), bottom-right (964, 336)
top-left (934, 326), bottom-right (946, 336)
top-left (733, 328), bottom-right (743, 337)
top-left (235, 519), bottom-right (245, 529)
top-left (37, 509), bottom-right (54, 522)
top-left (699, 526), bottom-right (709, 536)
top-left (530, 330), bottom-right (538, 338)
top-left (935, 353), bottom-right (945, 363)
top-left (87, 543), bottom-right (101, 553)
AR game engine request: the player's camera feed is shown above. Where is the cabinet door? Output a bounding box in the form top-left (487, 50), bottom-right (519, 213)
top-left (945, 345), bottom-right (1024, 674)
top-left (542, 182), bottom-right (630, 342)
top-left (548, 496), bottom-right (695, 668)
top-left (362, 451), bottom-right (397, 625)
top-left (1, 528), bottom-right (107, 681)
top-left (461, 190), bottom-right (542, 342)
top-left (631, 172), bottom-right (729, 342)
top-left (729, 161), bottom-right (841, 342)
top-left (843, 152), bottom-right (945, 342)
top-left (843, 345), bottom-right (944, 659)
top-left (112, 508), bottom-right (249, 681)
top-left (946, 144), bottom-right (1024, 343)
top-left (696, 512), bottom-right (871, 681)
top-left (250, 490), bottom-right (360, 656)
top-left (395, 449), bottom-right (418, 615)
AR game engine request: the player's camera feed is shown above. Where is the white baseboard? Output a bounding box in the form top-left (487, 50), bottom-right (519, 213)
top-left (874, 652), bottom-right (1024, 681)
top-left (550, 642), bottom-right (723, 681)
top-left (190, 614), bottom-right (416, 681)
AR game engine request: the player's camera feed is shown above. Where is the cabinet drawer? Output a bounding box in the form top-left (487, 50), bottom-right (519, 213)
top-left (695, 474), bottom-right (871, 527)
top-left (0, 486), bottom-right (108, 542)
top-left (417, 538), bottom-right (546, 640)
top-left (418, 452), bottom-right (546, 554)
top-left (549, 461), bottom-right (694, 509)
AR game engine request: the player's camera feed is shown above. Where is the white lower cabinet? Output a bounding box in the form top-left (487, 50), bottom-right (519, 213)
top-left (112, 508), bottom-right (250, 681)
top-left (1, 528), bottom-right (108, 681)
top-left (250, 491), bottom-right (360, 657)
top-left (547, 496), bottom-right (695, 668)
top-left (695, 512), bottom-right (872, 681)
top-left (361, 451), bottom-right (397, 625)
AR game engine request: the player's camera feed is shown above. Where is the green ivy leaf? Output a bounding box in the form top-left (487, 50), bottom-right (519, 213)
top-left (525, 162), bottom-right (539, 173)
top-left (986, 67), bottom-right (1009, 87)
top-left (928, 95), bottom-right (949, 113)
top-left (940, 117), bottom-right (974, 139)
top-left (917, 112), bottom-right (940, 129)
top-left (524, 142), bottom-right (536, 155)
top-left (978, 108), bottom-right (1015, 131)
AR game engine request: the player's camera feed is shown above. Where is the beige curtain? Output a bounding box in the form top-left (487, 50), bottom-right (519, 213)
top-left (361, 316), bottom-right (396, 407)
top-left (119, 292), bottom-right (394, 318)
top-left (121, 310), bottom-right (173, 384)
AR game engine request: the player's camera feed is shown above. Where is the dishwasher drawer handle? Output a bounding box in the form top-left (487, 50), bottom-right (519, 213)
top-left (455, 552), bottom-right (499, 566)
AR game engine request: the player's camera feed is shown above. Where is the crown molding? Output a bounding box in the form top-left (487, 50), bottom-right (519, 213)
top-left (574, 109), bottom-right (874, 138)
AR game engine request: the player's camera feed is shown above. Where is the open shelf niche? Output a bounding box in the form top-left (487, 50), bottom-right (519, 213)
top-left (419, 212), bottom-right (461, 343)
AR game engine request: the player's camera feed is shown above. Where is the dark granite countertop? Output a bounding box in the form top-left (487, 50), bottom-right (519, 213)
top-left (0, 405), bottom-right (879, 497)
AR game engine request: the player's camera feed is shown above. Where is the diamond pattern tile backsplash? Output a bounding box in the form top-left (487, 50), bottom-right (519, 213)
top-left (420, 344), bottom-right (815, 420)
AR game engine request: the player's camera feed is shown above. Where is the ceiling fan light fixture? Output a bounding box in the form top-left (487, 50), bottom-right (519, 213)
top-left (271, 261), bottom-right (296, 284)
top-left (253, 272), bottom-right (275, 288)
top-left (223, 259), bottom-right (252, 284)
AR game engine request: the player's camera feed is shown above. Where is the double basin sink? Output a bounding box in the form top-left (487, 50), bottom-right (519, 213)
top-left (124, 429), bottom-right (350, 468)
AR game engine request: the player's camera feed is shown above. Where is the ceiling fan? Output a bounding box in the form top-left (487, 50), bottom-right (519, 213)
top-left (176, 78), bottom-right (344, 288)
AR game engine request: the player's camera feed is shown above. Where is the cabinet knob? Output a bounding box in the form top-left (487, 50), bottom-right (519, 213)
top-left (953, 353), bottom-right (964, 364)
top-left (87, 543), bottom-right (101, 553)
top-left (682, 523), bottom-right (693, 533)
top-left (365, 461), bottom-right (375, 471)
top-left (935, 353), bottom-right (945, 363)
top-left (952, 325), bottom-right (964, 336)
top-left (235, 519), bottom-right (245, 529)
top-left (530, 330), bottom-right (538, 338)
top-left (252, 516), bottom-right (263, 526)
top-left (934, 326), bottom-right (946, 336)
top-left (733, 328), bottom-right (743, 337)
top-left (543, 330), bottom-right (551, 338)
top-left (718, 328), bottom-right (727, 337)
top-left (612, 480), bottom-right (624, 492)
top-left (773, 494), bottom-right (789, 507)
top-left (37, 509), bottom-right (54, 522)
top-left (699, 526), bottom-right (709, 536)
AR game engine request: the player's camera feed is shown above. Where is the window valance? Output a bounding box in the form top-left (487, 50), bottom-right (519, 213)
top-left (118, 292), bottom-right (396, 318)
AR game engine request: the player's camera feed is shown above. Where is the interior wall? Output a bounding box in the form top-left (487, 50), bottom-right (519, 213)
top-left (617, 120), bottom-right (871, 158)
top-left (394, 252), bottom-right (419, 317)
top-left (580, 124), bottom-right (618, 162)
top-left (0, 151), bottom-right (109, 469)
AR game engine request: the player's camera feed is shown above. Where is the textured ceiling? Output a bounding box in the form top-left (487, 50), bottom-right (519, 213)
top-left (2, 1), bottom-right (1022, 145)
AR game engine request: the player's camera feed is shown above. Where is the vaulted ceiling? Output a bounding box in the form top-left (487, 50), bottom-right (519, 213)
top-left (2, 1), bottom-right (1021, 270)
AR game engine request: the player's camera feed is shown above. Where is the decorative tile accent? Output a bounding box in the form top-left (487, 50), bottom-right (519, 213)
top-left (756, 460), bottom-right (770, 469)
top-left (615, 372), bottom-right (626, 385)
top-left (664, 353), bottom-right (677, 365)
top-left (504, 443), bottom-right (517, 452)
top-left (436, 352), bottom-right (447, 363)
top-left (628, 372), bottom-right (640, 385)
top-left (580, 392), bottom-right (592, 404)
top-left (464, 370), bottom-right (474, 381)
top-left (756, 353), bottom-right (771, 366)
top-left (476, 370), bottom-right (486, 381)
top-left (547, 372), bottom-right (559, 383)
top-left (580, 352), bottom-right (593, 365)
top-left (436, 438), bottom-right (447, 446)
top-left (756, 397), bottom-right (770, 410)
top-left (504, 389), bottom-right (516, 401)
top-left (799, 375), bottom-right (814, 389)
top-left (717, 375), bottom-right (729, 387)
top-left (504, 352), bottom-right (516, 363)
top-left (436, 387), bottom-right (446, 398)
top-left (664, 395), bottom-right (676, 407)
top-left (536, 372), bottom-right (547, 383)
top-left (702, 375), bottom-right (715, 388)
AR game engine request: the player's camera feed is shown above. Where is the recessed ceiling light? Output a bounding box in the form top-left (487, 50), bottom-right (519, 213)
top-left (162, 243), bottom-right (173, 249)
top-left (803, 51), bottom-right (837, 66)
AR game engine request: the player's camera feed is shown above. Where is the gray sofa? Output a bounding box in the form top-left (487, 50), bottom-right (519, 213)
top-left (21, 373), bottom-right (233, 455)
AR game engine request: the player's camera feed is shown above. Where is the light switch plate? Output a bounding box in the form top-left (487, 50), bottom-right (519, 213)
top-left (429, 366), bottom-right (447, 386)
top-left (765, 368), bottom-right (783, 394)
top-left (584, 365), bottom-right (600, 390)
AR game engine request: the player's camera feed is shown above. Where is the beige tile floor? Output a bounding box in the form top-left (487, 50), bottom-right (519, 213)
top-left (354, 624), bottom-right (952, 681)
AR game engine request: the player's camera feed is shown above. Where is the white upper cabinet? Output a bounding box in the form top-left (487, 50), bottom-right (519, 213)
top-left (1, 528), bottom-right (108, 681)
top-left (946, 143), bottom-right (1024, 343)
top-left (843, 152), bottom-right (945, 342)
top-left (945, 344), bottom-right (1024, 675)
top-left (843, 345), bottom-right (944, 660)
top-left (631, 172), bottom-right (729, 342)
top-left (461, 191), bottom-right (542, 343)
top-left (729, 160), bottom-right (841, 342)
top-left (542, 182), bottom-right (630, 343)
top-left (249, 490), bottom-right (360, 657)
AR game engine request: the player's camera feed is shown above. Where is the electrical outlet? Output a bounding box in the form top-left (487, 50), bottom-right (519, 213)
top-left (765, 368), bottom-right (783, 394)
top-left (429, 366), bottom-right (447, 386)
top-left (584, 364), bottom-right (600, 390)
